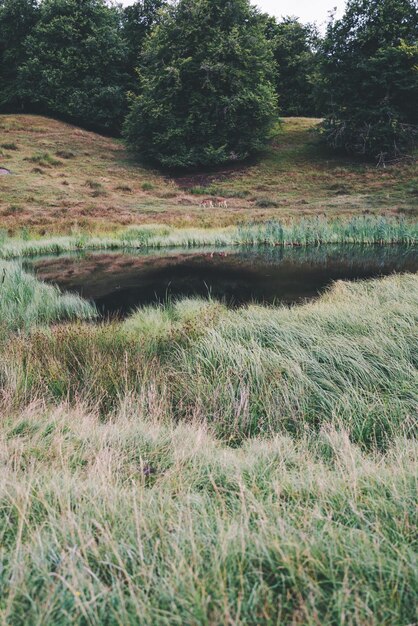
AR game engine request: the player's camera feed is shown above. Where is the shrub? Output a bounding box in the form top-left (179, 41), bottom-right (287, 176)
top-left (318, 0), bottom-right (418, 163)
top-left (124, 0), bottom-right (277, 167)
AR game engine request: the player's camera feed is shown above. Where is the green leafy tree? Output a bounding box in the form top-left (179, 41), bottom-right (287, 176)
top-left (17, 0), bottom-right (129, 132)
top-left (319, 0), bottom-right (418, 162)
top-left (267, 16), bottom-right (319, 117)
top-left (124, 0), bottom-right (277, 168)
top-left (121, 0), bottom-right (167, 89)
top-left (0, 0), bottom-right (39, 110)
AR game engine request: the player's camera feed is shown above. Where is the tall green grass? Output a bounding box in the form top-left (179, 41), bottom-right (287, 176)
top-left (0, 216), bottom-right (416, 259)
top-left (237, 215), bottom-right (418, 245)
top-left (0, 260), bottom-right (96, 332)
top-left (0, 270), bottom-right (417, 624)
top-left (3, 275), bottom-right (417, 448)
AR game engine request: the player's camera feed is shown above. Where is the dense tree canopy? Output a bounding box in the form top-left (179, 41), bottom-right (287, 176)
top-left (319, 0), bottom-right (418, 161)
top-left (0, 0), bottom-right (172, 132)
top-left (15, 0), bottom-right (129, 132)
top-left (0, 0), bottom-right (39, 110)
top-left (266, 17), bottom-right (319, 117)
top-left (123, 0), bottom-right (277, 167)
top-left (1, 0), bottom-right (416, 164)
top-left (122, 0), bottom-right (167, 89)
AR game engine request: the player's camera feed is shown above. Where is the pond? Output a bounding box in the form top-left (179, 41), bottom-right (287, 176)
top-left (25, 244), bottom-right (417, 317)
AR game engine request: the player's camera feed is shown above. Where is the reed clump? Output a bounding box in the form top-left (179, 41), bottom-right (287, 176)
top-left (0, 260), bottom-right (96, 332)
top-left (0, 216), bottom-right (416, 259)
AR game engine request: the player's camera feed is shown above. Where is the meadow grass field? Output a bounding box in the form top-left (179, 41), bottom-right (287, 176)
top-left (0, 114), bottom-right (417, 625)
top-left (0, 270), bottom-right (417, 624)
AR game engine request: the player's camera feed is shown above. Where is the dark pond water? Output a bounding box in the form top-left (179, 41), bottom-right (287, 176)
top-left (25, 245), bottom-right (417, 317)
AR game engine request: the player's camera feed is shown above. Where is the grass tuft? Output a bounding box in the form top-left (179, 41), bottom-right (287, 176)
top-left (25, 152), bottom-right (62, 167)
top-left (1, 141), bottom-right (18, 150)
top-left (0, 385), bottom-right (416, 624)
top-left (3, 274), bottom-right (417, 449)
top-left (0, 260), bottom-right (96, 332)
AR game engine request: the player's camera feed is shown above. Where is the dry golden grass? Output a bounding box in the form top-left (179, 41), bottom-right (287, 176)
top-left (0, 115), bottom-right (416, 234)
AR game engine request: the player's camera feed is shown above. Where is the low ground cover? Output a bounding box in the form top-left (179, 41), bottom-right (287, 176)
top-left (3, 272), bottom-right (416, 446)
top-left (0, 407), bottom-right (416, 626)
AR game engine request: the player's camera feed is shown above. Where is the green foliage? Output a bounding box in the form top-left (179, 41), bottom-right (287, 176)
top-left (319, 0), bottom-right (418, 162)
top-left (266, 16), bottom-right (320, 116)
top-left (0, 0), bottom-right (39, 110)
top-left (124, 0), bottom-right (277, 167)
top-left (0, 0), bottom-right (170, 132)
top-left (16, 0), bottom-right (129, 133)
top-left (122, 0), bottom-right (168, 89)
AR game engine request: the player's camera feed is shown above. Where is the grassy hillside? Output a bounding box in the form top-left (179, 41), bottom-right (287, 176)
top-left (0, 115), bottom-right (417, 234)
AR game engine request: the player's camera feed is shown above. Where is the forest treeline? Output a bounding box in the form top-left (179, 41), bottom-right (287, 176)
top-left (0, 0), bottom-right (417, 167)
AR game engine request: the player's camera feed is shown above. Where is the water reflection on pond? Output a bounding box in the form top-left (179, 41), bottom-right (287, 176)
top-left (25, 245), bottom-right (418, 317)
